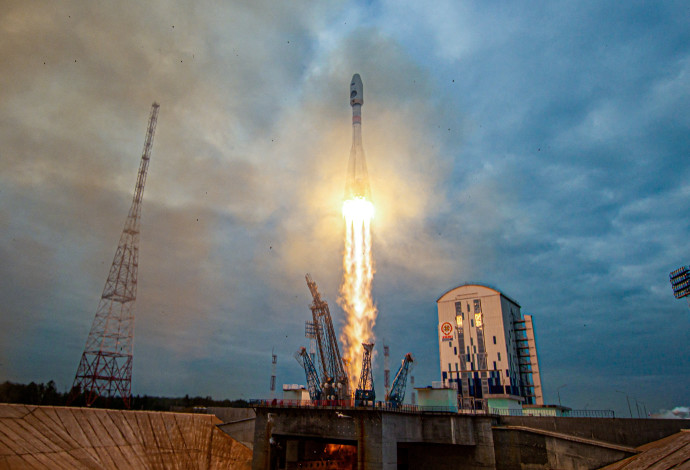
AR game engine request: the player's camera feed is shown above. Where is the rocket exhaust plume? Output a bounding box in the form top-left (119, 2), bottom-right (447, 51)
top-left (339, 73), bottom-right (377, 389)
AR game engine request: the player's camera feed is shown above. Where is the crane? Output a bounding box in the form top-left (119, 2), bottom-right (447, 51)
top-left (294, 347), bottom-right (322, 401)
top-left (386, 353), bottom-right (414, 407)
top-left (305, 274), bottom-right (350, 399)
top-left (354, 343), bottom-right (375, 406)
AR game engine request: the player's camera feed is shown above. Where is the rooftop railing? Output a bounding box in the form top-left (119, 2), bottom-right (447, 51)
top-left (249, 399), bottom-right (615, 418)
top-left (488, 407), bottom-right (615, 418)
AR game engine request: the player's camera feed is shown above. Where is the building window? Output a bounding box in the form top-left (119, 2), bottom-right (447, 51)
top-left (498, 352), bottom-right (501, 361)
top-left (448, 363), bottom-right (452, 371)
top-left (454, 347), bottom-right (457, 355)
top-left (493, 335), bottom-right (496, 344)
top-left (449, 341), bottom-right (452, 348)
top-left (467, 346), bottom-right (470, 355)
top-left (471, 319), bottom-right (475, 327)
top-left (470, 338), bottom-right (473, 346)
top-left (493, 361), bottom-right (497, 370)
top-left (474, 299), bottom-right (481, 313)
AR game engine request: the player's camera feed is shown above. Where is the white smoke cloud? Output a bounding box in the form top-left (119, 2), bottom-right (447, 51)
top-left (651, 406), bottom-right (690, 420)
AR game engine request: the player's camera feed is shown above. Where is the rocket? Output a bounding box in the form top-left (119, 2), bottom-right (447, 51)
top-left (345, 73), bottom-right (371, 200)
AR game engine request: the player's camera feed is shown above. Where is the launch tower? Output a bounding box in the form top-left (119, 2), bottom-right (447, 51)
top-left (306, 274), bottom-right (350, 400)
top-left (354, 343), bottom-right (375, 406)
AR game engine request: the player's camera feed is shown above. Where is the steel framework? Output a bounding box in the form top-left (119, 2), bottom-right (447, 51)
top-left (305, 273), bottom-right (350, 399)
top-left (294, 346), bottom-right (322, 400)
top-left (70, 103), bottom-right (159, 408)
top-left (386, 353), bottom-right (414, 406)
top-left (354, 342), bottom-right (375, 406)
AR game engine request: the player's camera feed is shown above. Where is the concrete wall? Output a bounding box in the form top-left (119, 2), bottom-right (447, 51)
top-left (0, 403), bottom-right (253, 469)
top-left (209, 407), bottom-right (256, 449)
top-left (252, 407), bottom-right (689, 470)
top-left (252, 407), bottom-right (496, 470)
top-left (208, 406), bottom-right (255, 423)
top-left (493, 428), bottom-right (634, 470)
top-left (498, 416), bottom-right (687, 447)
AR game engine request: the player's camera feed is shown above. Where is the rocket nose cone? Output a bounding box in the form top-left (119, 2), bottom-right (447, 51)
top-left (350, 73), bottom-right (363, 106)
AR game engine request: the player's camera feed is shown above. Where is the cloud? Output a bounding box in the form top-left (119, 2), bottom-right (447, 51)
top-left (651, 406), bottom-right (690, 420)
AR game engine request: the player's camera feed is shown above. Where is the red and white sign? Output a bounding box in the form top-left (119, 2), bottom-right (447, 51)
top-left (441, 322), bottom-right (453, 340)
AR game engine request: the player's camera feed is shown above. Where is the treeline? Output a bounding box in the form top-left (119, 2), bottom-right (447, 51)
top-left (0, 380), bottom-right (63, 406)
top-left (0, 381), bottom-right (249, 411)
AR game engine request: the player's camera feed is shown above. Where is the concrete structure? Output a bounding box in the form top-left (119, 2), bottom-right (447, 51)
top-left (600, 429), bottom-right (690, 469)
top-left (209, 407), bottom-right (257, 450)
top-left (251, 404), bottom-right (689, 469)
top-left (493, 416), bottom-right (689, 470)
top-left (487, 397), bottom-right (523, 415)
top-left (282, 385), bottom-right (310, 401)
top-left (415, 387), bottom-right (458, 412)
top-left (437, 284), bottom-right (543, 411)
top-left (0, 403), bottom-right (252, 469)
top-left (522, 404), bottom-right (572, 417)
top-left (252, 406), bottom-right (496, 470)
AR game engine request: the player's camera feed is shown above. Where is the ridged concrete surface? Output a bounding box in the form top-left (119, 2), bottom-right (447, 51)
top-left (600, 429), bottom-right (690, 470)
top-left (0, 403), bottom-right (252, 469)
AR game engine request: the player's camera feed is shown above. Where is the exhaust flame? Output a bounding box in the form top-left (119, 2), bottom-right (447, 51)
top-left (339, 196), bottom-right (377, 389)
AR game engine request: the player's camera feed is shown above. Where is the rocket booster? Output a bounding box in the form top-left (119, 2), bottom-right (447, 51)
top-left (345, 73), bottom-right (371, 200)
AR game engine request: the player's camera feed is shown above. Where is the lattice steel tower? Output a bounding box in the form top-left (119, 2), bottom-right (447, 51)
top-left (354, 342), bottom-right (375, 406)
top-left (71, 103), bottom-right (159, 408)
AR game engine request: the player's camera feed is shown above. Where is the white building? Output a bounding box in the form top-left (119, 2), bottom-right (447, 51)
top-left (437, 284), bottom-right (543, 411)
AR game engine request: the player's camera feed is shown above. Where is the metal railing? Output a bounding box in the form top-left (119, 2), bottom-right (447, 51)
top-left (488, 407), bottom-right (615, 418)
top-left (249, 399), bottom-right (615, 418)
top-left (249, 399), bottom-right (458, 414)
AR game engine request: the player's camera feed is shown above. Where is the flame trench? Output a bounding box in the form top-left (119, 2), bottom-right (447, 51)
top-left (340, 197), bottom-right (377, 388)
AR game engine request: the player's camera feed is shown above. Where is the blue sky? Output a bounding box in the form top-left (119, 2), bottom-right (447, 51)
top-left (1, 0), bottom-right (689, 418)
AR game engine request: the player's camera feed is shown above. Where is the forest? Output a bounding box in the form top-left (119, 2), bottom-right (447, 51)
top-left (0, 380), bottom-right (249, 411)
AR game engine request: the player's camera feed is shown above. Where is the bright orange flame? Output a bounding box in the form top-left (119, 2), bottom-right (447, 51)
top-left (339, 197), bottom-right (376, 390)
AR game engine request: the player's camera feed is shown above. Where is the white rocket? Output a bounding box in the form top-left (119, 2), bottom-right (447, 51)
top-left (345, 73), bottom-right (371, 200)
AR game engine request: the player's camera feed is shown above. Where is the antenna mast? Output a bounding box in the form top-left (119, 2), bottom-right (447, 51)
top-left (70, 103), bottom-right (160, 408)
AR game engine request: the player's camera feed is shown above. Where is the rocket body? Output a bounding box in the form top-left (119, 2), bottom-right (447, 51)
top-left (345, 74), bottom-right (371, 200)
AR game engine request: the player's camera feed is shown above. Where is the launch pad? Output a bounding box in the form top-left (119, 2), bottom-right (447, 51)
top-left (249, 403), bottom-right (688, 470)
top-left (251, 404), bottom-right (496, 470)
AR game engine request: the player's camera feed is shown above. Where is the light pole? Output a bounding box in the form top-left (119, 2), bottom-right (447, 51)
top-left (635, 399), bottom-right (642, 418)
top-left (616, 390), bottom-right (633, 418)
top-left (557, 384), bottom-right (567, 407)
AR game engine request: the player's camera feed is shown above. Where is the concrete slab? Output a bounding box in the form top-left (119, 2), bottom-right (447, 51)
top-left (0, 403), bottom-right (252, 469)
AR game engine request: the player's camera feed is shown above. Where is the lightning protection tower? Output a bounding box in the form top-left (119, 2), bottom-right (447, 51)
top-left (270, 348), bottom-right (277, 399)
top-left (70, 102), bottom-right (160, 408)
top-left (383, 343), bottom-right (390, 393)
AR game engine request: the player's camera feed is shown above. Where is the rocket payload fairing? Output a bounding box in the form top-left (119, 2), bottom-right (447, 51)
top-left (345, 74), bottom-right (371, 200)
